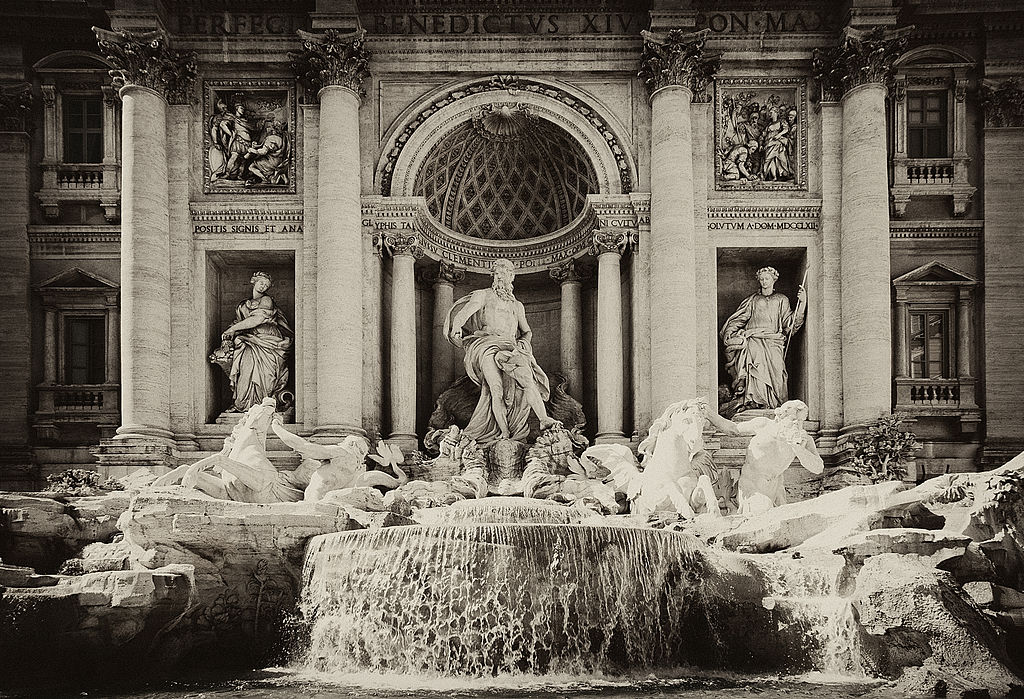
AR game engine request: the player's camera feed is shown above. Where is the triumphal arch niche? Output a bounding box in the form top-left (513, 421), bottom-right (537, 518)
top-left (363, 75), bottom-right (647, 452)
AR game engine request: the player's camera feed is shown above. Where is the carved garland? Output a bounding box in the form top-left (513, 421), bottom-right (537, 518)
top-left (93, 27), bottom-right (198, 105)
top-left (379, 75), bottom-right (633, 196)
top-left (811, 26), bottom-right (911, 102)
top-left (981, 78), bottom-right (1024, 128)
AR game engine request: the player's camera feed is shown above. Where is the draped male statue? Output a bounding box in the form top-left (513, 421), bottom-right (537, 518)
top-left (444, 259), bottom-right (556, 446)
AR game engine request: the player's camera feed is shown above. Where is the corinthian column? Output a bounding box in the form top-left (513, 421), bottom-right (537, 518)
top-left (640, 29), bottom-right (718, 416)
top-left (292, 30), bottom-right (370, 437)
top-left (549, 260), bottom-right (586, 401)
top-left (94, 28), bottom-right (197, 444)
top-left (592, 230), bottom-right (630, 443)
top-left (430, 263), bottom-right (465, 403)
top-left (383, 234), bottom-right (419, 452)
top-left (813, 26), bottom-right (908, 428)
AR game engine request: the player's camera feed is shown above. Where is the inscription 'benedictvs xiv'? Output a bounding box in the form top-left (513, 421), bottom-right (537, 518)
top-left (365, 13), bottom-right (648, 35)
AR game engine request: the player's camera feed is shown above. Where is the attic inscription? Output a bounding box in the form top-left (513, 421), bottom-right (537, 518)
top-left (696, 11), bottom-right (835, 34)
top-left (364, 12), bottom-right (648, 35)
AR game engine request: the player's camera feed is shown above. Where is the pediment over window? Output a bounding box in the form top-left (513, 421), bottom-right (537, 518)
top-left (893, 260), bottom-right (979, 286)
top-left (895, 45), bottom-right (975, 69)
top-left (33, 50), bottom-right (114, 73)
top-left (37, 267), bottom-right (118, 290)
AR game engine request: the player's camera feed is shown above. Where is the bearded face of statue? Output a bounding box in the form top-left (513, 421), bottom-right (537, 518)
top-left (492, 261), bottom-right (515, 302)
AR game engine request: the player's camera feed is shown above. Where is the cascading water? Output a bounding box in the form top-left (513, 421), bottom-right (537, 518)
top-left (754, 554), bottom-right (865, 678)
top-left (298, 498), bottom-right (868, 679)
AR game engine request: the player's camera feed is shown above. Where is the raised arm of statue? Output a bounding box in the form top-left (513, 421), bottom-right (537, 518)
top-left (445, 290), bottom-right (485, 345)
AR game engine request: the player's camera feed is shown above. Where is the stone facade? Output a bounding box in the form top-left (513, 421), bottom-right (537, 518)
top-left (0, 0), bottom-right (1022, 487)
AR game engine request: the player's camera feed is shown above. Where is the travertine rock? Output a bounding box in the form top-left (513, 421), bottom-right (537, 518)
top-left (0, 567), bottom-right (192, 682)
top-left (0, 491), bottom-right (129, 571)
top-left (720, 480), bottom-right (909, 552)
top-left (852, 554), bottom-right (1019, 695)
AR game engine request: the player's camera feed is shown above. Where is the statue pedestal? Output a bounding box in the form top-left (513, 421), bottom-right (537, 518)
top-left (486, 439), bottom-right (527, 495)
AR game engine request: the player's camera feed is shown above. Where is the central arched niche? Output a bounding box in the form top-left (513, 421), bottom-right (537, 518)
top-left (413, 105), bottom-right (599, 241)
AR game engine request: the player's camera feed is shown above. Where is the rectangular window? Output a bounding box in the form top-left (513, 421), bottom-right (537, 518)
top-left (907, 91), bottom-right (948, 158)
top-left (64, 316), bottom-right (105, 384)
top-left (63, 97), bottom-right (103, 163)
top-left (909, 310), bottom-right (949, 379)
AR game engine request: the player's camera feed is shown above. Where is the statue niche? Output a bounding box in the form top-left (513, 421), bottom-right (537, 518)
top-left (718, 257), bottom-right (807, 419)
top-left (210, 270), bottom-right (294, 416)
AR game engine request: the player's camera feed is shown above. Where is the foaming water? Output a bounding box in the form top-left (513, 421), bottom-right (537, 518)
top-left (300, 521), bottom-right (723, 675)
top-left (754, 554), bottom-right (865, 677)
top-left (298, 498), bottom-right (870, 681)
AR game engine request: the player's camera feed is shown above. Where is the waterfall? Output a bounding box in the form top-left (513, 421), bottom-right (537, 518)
top-left (298, 498), bottom-right (867, 678)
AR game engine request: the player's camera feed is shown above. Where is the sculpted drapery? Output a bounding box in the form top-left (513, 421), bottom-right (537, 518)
top-left (721, 267), bottom-right (805, 411)
top-left (444, 259), bottom-right (552, 446)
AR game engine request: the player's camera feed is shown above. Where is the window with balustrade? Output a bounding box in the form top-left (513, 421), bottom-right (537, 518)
top-left (62, 96), bottom-right (104, 164)
top-left (33, 268), bottom-right (120, 442)
top-left (893, 261), bottom-right (980, 433)
top-left (889, 46), bottom-right (976, 218)
top-left (33, 50), bottom-right (120, 222)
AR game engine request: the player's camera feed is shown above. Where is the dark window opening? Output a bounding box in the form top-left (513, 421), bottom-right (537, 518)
top-left (63, 97), bottom-right (103, 163)
top-left (909, 310), bottom-right (950, 379)
top-left (907, 91), bottom-right (948, 158)
top-left (64, 316), bottom-right (105, 384)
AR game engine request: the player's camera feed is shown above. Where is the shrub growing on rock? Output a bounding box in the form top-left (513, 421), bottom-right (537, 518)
top-left (851, 413), bottom-right (922, 483)
top-left (44, 468), bottom-right (125, 495)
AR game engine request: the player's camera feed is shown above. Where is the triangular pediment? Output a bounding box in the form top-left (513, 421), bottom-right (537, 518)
top-left (893, 260), bottom-right (979, 286)
top-left (36, 267), bottom-right (119, 290)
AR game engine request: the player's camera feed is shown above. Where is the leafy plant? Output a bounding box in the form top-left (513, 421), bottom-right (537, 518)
top-left (44, 469), bottom-right (124, 495)
top-left (850, 413), bottom-right (922, 483)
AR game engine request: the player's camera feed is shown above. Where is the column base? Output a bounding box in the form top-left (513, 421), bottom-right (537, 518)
top-left (115, 424), bottom-right (176, 444)
top-left (387, 434), bottom-right (419, 456)
top-left (594, 432), bottom-right (629, 446)
top-left (91, 436), bottom-right (183, 475)
top-left (312, 423), bottom-right (367, 441)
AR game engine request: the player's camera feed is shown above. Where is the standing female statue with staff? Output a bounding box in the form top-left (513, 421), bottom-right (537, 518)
top-left (720, 266), bottom-right (807, 413)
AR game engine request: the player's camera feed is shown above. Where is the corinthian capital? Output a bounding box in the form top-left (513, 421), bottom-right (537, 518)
top-left (93, 27), bottom-right (198, 104)
top-left (291, 29), bottom-right (371, 99)
top-left (0, 83), bottom-right (33, 132)
top-left (982, 78), bottom-right (1024, 128)
top-left (639, 28), bottom-right (719, 101)
top-left (811, 25), bottom-right (912, 102)
top-left (591, 229), bottom-right (632, 257)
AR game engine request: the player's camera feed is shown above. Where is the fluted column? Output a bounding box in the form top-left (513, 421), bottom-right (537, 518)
top-left (292, 29), bottom-right (371, 437)
top-left (94, 28), bottom-right (197, 444)
top-left (641, 29), bottom-right (718, 416)
top-left (593, 231), bottom-right (629, 443)
top-left (550, 261), bottom-right (586, 400)
top-left (384, 235), bottom-right (419, 451)
top-left (813, 26), bottom-right (908, 428)
top-left (430, 263), bottom-right (464, 402)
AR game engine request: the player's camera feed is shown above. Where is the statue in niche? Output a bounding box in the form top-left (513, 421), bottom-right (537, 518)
top-left (707, 399), bottom-right (823, 514)
top-left (720, 266), bottom-right (806, 415)
top-left (210, 271), bottom-right (293, 413)
top-left (444, 258), bottom-right (558, 447)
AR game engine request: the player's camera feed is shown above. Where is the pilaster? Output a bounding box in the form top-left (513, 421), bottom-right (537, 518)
top-left (981, 78), bottom-right (1024, 463)
top-left (0, 84), bottom-right (35, 482)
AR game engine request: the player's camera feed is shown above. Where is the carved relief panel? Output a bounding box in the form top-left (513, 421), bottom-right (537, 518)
top-left (714, 78), bottom-right (808, 191)
top-left (203, 79), bottom-right (296, 194)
